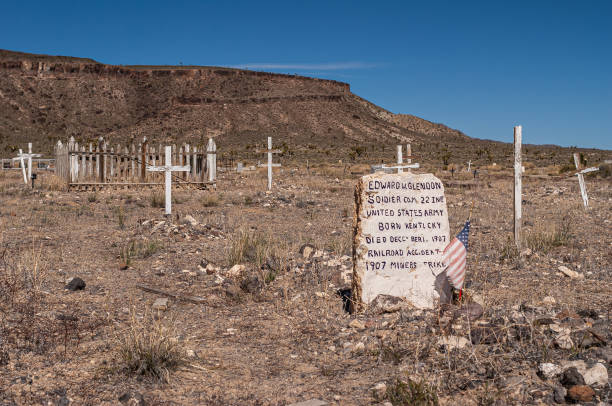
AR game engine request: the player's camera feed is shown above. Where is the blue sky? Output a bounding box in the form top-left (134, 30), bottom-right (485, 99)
top-left (2, 1), bottom-right (611, 149)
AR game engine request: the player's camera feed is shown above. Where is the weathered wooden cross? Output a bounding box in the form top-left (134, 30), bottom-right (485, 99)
top-left (573, 152), bottom-right (599, 209)
top-left (206, 138), bottom-right (217, 182)
top-left (12, 143), bottom-right (41, 184)
top-left (466, 160), bottom-right (472, 172)
top-left (258, 137), bottom-right (281, 190)
top-left (146, 146), bottom-right (190, 215)
top-left (389, 145), bottom-right (420, 173)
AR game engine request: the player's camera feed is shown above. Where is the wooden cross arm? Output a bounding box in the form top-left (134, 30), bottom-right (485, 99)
top-left (257, 163), bottom-right (282, 167)
top-left (384, 163), bottom-right (420, 170)
top-left (576, 167), bottom-right (599, 175)
top-left (146, 165), bottom-right (191, 172)
top-left (12, 154), bottom-right (42, 160)
top-left (255, 149), bottom-right (282, 154)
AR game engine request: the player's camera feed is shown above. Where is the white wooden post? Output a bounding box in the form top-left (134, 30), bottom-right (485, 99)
top-left (147, 146), bottom-right (190, 216)
top-left (207, 138), bottom-right (217, 182)
top-left (396, 145), bottom-right (403, 174)
top-left (27, 143), bottom-right (33, 181)
top-left (467, 160), bottom-right (472, 172)
top-left (18, 149), bottom-right (26, 184)
top-left (268, 137), bottom-right (273, 189)
top-left (406, 144), bottom-right (411, 165)
top-left (513, 125), bottom-right (522, 250)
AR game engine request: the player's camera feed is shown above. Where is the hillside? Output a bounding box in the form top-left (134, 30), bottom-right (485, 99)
top-left (0, 50), bottom-right (608, 168)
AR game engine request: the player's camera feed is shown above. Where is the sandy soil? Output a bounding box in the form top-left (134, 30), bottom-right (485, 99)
top-left (0, 166), bottom-right (610, 405)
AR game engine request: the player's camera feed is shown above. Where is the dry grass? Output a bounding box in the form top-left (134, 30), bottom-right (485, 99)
top-left (227, 228), bottom-right (272, 268)
top-left (116, 311), bottom-right (187, 382)
top-left (524, 217), bottom-right (573, 253)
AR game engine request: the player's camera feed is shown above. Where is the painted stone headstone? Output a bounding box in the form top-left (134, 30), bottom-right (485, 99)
top-left (352, 172), bottom-right (450, 310)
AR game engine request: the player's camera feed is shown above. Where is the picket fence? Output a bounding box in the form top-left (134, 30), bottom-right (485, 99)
top-left (55, 137), bottom-right (215, 190)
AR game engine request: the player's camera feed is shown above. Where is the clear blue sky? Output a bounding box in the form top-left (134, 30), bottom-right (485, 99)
top-left (3, 1), bottom-right (611, 149)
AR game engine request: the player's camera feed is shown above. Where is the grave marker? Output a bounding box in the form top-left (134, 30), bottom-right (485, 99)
top-left (206, 138), bottom-right (217, 182)
top-left (12, 143), bottom-right (41, 184)
top-left (573, 152), bottom-right (599, 209)
top-left (513, 125), bottom-right (522, 250)
top-left (258, 137), bottom-right (281, 190)
top-left (352, 171), bottom-right (450, 310)
top-left (146, 146), bottom-right (190, 215)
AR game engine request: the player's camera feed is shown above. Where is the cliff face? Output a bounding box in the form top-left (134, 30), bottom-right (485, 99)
top-left (0, 49), bottom-right (468, 160)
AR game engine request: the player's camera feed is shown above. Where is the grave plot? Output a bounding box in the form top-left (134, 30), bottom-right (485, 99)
top-left (54, 136), bottom-right (216, 190)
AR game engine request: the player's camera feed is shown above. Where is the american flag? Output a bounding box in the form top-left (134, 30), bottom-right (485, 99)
top-left (442, 220), bottom-right (470, 290)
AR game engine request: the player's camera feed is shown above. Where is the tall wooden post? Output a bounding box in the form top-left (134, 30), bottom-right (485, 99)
top-left (513, 126), bottom-right (522, 250)
top-left (396, 145), bottom-right (403, 174)
top-left (406, 144), bottom-right (411, 165)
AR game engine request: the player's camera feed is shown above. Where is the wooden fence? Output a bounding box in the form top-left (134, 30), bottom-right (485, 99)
top-left (55, 137), bottom-right (214, 190)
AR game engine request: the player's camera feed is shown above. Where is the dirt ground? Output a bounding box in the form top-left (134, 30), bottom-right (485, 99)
top-left (0, 165), bottom-right (610, 405)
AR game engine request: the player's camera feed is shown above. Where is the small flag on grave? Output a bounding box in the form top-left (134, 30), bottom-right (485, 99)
top-left (442, 220), bottom-right (470, 292)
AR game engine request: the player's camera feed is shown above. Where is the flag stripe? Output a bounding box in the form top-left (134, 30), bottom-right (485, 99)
top-left (442, 220), bottom-right (470, 290)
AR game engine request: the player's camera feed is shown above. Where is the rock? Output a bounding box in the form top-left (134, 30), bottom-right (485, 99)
top-left (288, 400), bottom-right (328, 406)
top-left (240, 275), bottom-right (263, 294)
top-left (372, 382), bottom-right (387, 397)
top-left (118, 391), bottom-right (146, 405)
top-left (582, 363), bottom-right (608, 386)
top-left (454, 302), bottom-right (484, 321)
top-left (594, 347), bottom-right (612, 364)
top-left (520, 247), bottom-right (533, 257)
top-left (152, 298), bottom-right (168, 311)
top-left (368, 294), bottom-right (405, 314)
top-left (348, 319), bottom-right (366, 330)
top-left (437, 335), bottom-right (469, 351)
top-left (151, 221), bottom-right (165, 233)
top-left (566, 385), bottom-right (594, 402)
top-left (561, 360), bottom-right (586, 370)
top-left (65, 277), bottom-right (86, 291)
top-left (557, 265), bottom-right (584, 279)
top-left (553, 386), bottom-right (566, 404)
top-left (227, 264), bottom-right (246, 278)
top-left (554, 332), bottom-right (573, 349)
top-left (299, 244), bottom-right (316, 259)
top-left (560, 367), bottom-right (585, 387)
top-left (541, 296), bottom-right (556, 305)
top-left (538, 363), bottom-right (562, 379)
top-left (182, 215), bottom-right (198, 226)
top-left (352, 342), bottom-right (365, 352)
top-left (205, 263), bottom-right (220, 274)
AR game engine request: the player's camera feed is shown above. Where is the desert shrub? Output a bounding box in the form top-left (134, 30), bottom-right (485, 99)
top-left (150, 191), bottom-right (164, 208)
top-left (115, 206), bottom-right (126, 230)
top-left (117, 311), bottom-right (187, 382)
top-left (525, 218), bottom-right (573, 253)
top-left (121, 239), bottom-right (163, 266)
top-left (202, 193), bottom-right (220, 207)
top-left (228, 228), bottom-right (271, 269)
top-left (380, 377), bottom-right (438, 406)
top-left (87, 193), bottom-right (98, 202)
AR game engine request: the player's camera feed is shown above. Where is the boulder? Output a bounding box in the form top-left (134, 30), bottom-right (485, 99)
top-left (65, 277), bottom-right (86, 291)
top-left (566, 385), bottom-right (594, 402)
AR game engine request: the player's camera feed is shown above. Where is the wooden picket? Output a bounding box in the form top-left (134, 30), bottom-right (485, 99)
top-left (55, 137), bottom-right (215, 190)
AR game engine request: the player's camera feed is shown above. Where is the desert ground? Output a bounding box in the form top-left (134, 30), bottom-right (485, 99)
top-left (0, 164), bottom-right (610, 405)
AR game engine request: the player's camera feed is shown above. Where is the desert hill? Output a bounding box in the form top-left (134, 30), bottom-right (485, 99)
top-left (0, 49), bottom-right (608, 168)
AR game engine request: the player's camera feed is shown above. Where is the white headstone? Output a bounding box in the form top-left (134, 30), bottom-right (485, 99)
top-left (352, 172), bottom-right (450, 310)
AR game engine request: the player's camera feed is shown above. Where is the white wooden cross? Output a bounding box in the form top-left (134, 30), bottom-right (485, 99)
top-left (12, 143), bottom-right (41, 184)
top-left (377, 145), bottom-right (419, 173)
top-left (258, 137), bottom-right (281, 190)
top-left (573, 152), bottom-right (599, 209)
top-left (206, 138), bottom-right (217, 182)
top-left (147, 146), bottom-right (190, 215)
top-left (466, 160), bottom-right (472, 172)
